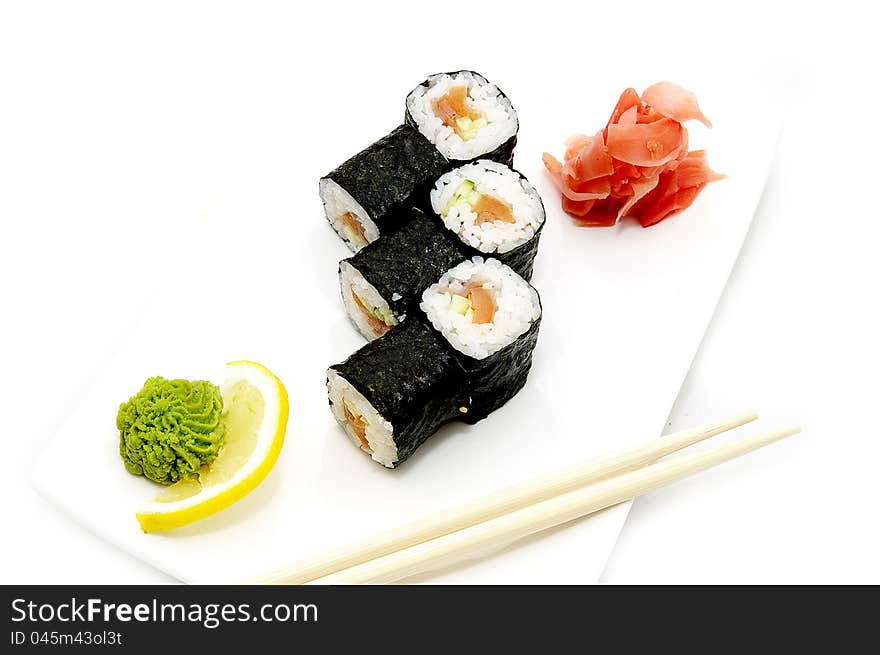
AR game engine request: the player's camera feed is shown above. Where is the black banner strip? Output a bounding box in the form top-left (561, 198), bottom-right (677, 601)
top-left (2, 585), bottom-right (876, 649)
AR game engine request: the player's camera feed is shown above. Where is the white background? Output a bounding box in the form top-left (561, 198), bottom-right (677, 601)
top-left (1, 1), bottom-right (877, 584)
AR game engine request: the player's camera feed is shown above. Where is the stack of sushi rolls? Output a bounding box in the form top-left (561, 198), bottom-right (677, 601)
top-left (328, 257), bottom-right (542, 468)
top-left (339, 161), bottom-right (545, 341)
top-left (320, 71), bottom-right (519, 252)
top-left (324, 71), bottom-right (543, 469)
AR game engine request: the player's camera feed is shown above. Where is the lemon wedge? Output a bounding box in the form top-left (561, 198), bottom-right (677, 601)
top-left (135, 360), bottom-right (289, 533)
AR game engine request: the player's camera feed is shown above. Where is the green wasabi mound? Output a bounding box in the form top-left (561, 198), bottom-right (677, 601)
top-left (117, 377), bottom-right (226, 485)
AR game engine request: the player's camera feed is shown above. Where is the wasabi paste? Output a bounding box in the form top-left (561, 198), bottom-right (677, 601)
top-left (117, 377), bottom-right (226, 485)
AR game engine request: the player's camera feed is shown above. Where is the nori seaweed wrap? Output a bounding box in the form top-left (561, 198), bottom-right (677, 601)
top-left (319, 124), bottom-right (448, 252)
top-left (453, 317), bottom-right (542, 424)
top-left (493, 233), bottom-right (542, 282)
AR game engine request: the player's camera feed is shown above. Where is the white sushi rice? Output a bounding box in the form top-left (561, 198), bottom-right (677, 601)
top-left (339, 260), bottom-right (399, 340)
top-left (319, 177), bottom-right (380, 252)
top-left (406, 71), bottom-right (518, 161)
top-left (327, 369), bottom-right (398, 468)
top-left (430, 160), bottom-right (545, 254)
top-left (420, 257), bottom-right (541, 360)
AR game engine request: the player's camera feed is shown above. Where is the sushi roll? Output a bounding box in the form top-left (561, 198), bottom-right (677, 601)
top-left (320, 125), bottom-right (448, 252)
top-left (328, 257), bottom-right (541, 468)
top-left (429, 160), bottom-right (545, 280)
top-left (420, 257), bottom-right (542, 422)
top-left (339, 208), bottom-right (466, 340)
top-left (406, 71), bottom-right (519, 166)
top-left (327, 317), bottom-right (468, 468)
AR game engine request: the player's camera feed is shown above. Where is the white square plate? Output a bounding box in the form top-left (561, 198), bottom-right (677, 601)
top-left (33, 75), bottom-right (779, 584)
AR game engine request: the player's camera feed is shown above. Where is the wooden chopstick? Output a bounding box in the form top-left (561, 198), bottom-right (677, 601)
top-left (308, 424), bottom-right (800, 585)
top-left (247, 411), bottom-right (758, 584)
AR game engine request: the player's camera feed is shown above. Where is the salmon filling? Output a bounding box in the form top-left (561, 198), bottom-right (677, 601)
top-left (441, 180), bottom-right (517, 227)
top-left (350, 290), bottom-right (392, 337)
top-left (432, 86), bottom-right (485, 140)
top-left (343, 404), bottom-right (370, 450)
top-left (472, 194), bottom-right (516, 226)
top-left (450, 285), bottom-right (495, 324)
top-left (341, 211), bottom-right (368, 246)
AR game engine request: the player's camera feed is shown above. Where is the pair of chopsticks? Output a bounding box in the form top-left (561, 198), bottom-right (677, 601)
top-left (248, 412), bottom-right (799, 585)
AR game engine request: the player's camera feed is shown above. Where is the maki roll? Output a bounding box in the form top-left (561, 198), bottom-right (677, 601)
top-left (327, 317), bottom-right (468, 468)
top-left (339, 208), bottom-right (466, 340)
top-left (320, 125), bottom-right (448, 252)
top-left (328, 257), bottom-right (541, 467)
top-left (429, 160), bottom-right (545, 280)
top-left (406, 71), bottom-right (519, 166)
top-left (420, 257), bottom-right (542, 422)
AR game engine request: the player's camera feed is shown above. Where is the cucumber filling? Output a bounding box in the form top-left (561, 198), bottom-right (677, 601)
top-left (354, 291), bottom-right (397, 327)
top-left (441, 180), bottom-right (480, 218)
top-left (455, 116), bottom-right (488, 141)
